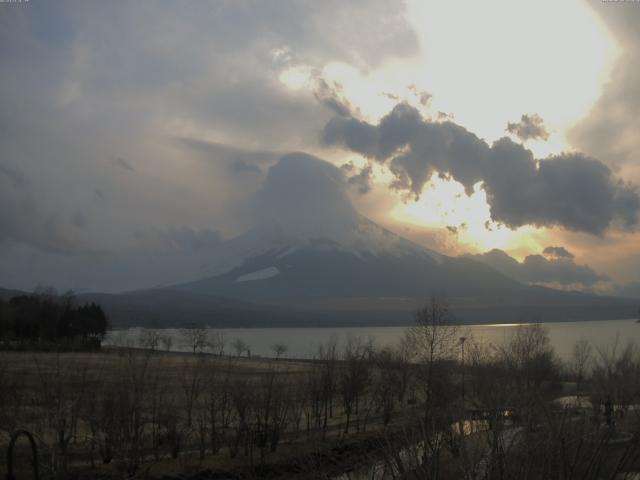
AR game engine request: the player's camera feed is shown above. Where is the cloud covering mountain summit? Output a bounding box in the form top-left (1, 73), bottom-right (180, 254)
top-left (255, 152), bottom-right (360, 242)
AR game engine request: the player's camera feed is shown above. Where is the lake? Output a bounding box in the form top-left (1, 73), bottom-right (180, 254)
top-left (104, 318), bottom-right (640, 361)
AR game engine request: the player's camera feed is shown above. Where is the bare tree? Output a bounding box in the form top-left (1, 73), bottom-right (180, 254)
top-left (571, 338), bottom-right (592, 400)
top-left (209, 330), bottom-right (226, 356)
top-left (228, 375), bottom-right (252, 458)
top-left (207, 359), bottom-right (235, 455)
top-left (33, 353), bottom-right (90, 477)
top-left (271, 342), bottom-right (288, 359)
top-left (592, 336), bottom-right (640, 418)
top-left (109, 350), bottom-right (152, 476)
top-left (339, 335), bottom-right (372, 433)
top-left (160, 333), bottom-right (173, 352)
top-left (407, 295), bottom-right (458, 405)
top-left (317, 336), bottom-right (339, 435)
top-left (231, 338), bottom-right (249, 357)
top-left (303, 365), bottom-right (324, 436)
top-left (373, 347), bottom-right (401, 426)
top-left (405, 296), bottom-right (460, 477)
top-left (146, 370), bottom-right (169, 462)
top-left (202, 360), bottom-right (224, 456)
top-left (181, 356), bottom-right (207, 428)
top-left (252, 366), bottom-right (293, 463)
top-left (497, 323), bottom-right (558, 392)
top-left (0, 353), bottom-right (25, 443)
top-left (138, 328), bottom-right (161, 351)
top-left (182, 324), bottom-right (209, 354)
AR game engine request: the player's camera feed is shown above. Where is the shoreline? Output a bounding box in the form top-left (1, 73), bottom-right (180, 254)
top-left (107, 316), bottom-right (639, 330)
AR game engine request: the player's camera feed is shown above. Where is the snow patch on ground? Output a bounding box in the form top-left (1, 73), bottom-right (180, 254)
top-left (234, 266), bottom-right (280, 283)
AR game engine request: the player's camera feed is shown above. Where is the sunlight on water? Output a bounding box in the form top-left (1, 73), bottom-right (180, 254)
top-left (105, 318), bottom-right (640, 362)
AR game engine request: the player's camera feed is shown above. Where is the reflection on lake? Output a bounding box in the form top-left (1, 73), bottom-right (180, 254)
top-left (104, 318), bottom-right (640, 361)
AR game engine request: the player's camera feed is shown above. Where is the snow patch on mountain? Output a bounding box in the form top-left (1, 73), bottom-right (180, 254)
top-left (211, 215), bottom-right (444, 270)
top-left (349, 217), bottom-right (444, 263)
top-left (276, 246), bottom-right (298, 258)
top-left (235, 266), bottom-right (280, 283)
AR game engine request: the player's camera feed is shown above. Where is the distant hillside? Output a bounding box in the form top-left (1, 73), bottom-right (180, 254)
top-left (1, 282), bottom-right (636, 328)
top-left (0, 288), bottom-right (25, 301)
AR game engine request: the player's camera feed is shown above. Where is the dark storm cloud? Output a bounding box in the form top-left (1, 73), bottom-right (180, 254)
top-left (341, 161), bottom-right (373, 194)
top-left (345, 164), bottom-right (373, 195)
top-left (314, 79), bottom-right (354, 117)
top-left (323, 116), bottom-right (381, 159)
top-left (506, 113), bottom-right (550, 141)
top-left (340, 162), bottom-right (373, 195)
top-left (521, 254), bottom-right (608, 286)
top-left (470, 248), bottom-right (609, 287)
top-left (323, 103), bottom-right (640, 234)
top-left (543, 246), bottom-right (574, 259)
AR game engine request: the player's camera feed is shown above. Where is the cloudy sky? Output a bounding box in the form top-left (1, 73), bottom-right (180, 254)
top-left (1, 0), bottom-right (640, 295)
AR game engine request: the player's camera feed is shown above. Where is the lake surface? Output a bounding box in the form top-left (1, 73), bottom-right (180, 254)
top-left (104, 318), bottom-right (640, 361)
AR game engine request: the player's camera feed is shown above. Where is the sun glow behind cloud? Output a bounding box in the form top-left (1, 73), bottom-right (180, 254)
top-left (391, 173), bottom-right (541, 253)
top-left (294, 0), bottom-right (620, 144)
top-left (404, 0), bottom-right (620, 147)
top-left (275, 0), bottom-right (620, 254)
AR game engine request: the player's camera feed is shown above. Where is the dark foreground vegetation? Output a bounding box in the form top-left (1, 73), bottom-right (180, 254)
top-left (0, 288), bottom-right (108, 351)
top-left (2, 296), bottom-right (640, 479)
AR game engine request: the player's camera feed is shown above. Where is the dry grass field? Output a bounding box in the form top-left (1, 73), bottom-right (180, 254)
top-left (4, 321), bottom-right (640, 479)
top-left (0, 345), bottom-right (416, 479)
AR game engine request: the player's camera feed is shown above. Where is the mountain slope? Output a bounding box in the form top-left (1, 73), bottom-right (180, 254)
top-left (176, 234), bottom-right (524, 302)
top-left (158, 154), bottom-right (633, 322)
top-left (165, 215), bottom-right (636, 325)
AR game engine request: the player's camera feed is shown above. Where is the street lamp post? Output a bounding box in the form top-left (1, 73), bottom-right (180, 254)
top-left (459, 336), bottom-right (467, 414)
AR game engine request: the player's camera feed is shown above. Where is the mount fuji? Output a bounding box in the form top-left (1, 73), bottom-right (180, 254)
top-left (76, 153), bottom-right (636, 327)
top-left (173, 154), bottom-right (522, 304)
top-left (174, 216), bottom-right (521, 302)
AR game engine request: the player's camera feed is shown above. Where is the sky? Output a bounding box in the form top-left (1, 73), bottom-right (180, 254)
top-left (1, 0), bottom-right (640, 296)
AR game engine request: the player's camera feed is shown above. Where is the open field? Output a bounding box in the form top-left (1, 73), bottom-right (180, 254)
top-left (4, 320), bottom-right (640, 479)
top-left (0, 345), bottom-right (422, 479)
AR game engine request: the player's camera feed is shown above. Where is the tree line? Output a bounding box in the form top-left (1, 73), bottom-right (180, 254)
top-left (0, 287), bottom-right (108, 350)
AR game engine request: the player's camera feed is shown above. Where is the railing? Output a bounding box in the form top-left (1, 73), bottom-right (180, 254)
top-left (5, 430), bottom-right (38, 480)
